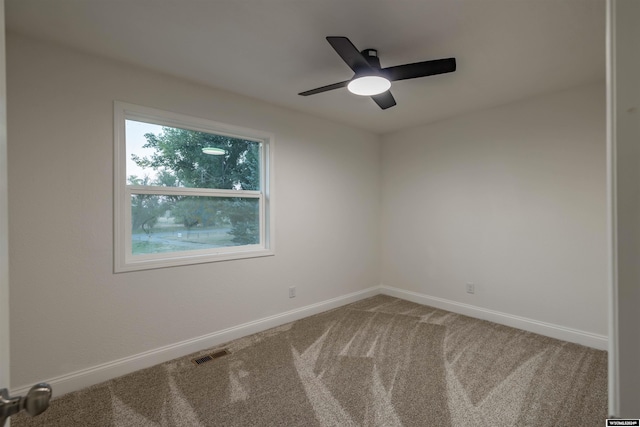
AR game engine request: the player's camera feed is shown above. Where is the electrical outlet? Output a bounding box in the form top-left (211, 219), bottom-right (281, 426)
top-left (466, 283), bottom-right (475, 294)
top-left (289, 286), bottom-right (296, 298)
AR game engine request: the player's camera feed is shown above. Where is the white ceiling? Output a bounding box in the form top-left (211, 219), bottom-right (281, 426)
top-left (5, 0), bottom-right (605, 134)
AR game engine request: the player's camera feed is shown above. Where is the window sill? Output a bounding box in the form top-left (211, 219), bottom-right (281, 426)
top-left (115, 248), bottom-right (275, 273)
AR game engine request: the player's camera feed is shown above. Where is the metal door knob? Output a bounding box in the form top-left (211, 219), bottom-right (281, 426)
top-left (0, 383), bottom-right (52, 426)
top-left (23, 383), bottom-right (52, 417)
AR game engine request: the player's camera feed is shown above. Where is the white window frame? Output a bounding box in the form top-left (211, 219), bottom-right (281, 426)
top-left (114, 101), bottom-right (274, 272)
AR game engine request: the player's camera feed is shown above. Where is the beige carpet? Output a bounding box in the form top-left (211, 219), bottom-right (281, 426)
top-left (12, 295), bottom-right (607, 426)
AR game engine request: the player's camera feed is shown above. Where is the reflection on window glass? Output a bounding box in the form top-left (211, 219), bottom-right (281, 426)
top-left (126, 119), bottom-right (261, 190)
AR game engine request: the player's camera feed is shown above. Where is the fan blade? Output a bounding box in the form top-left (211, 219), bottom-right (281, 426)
top-left (298, 80), bottom-right (350, 96)
top-left (383, 58), bottom-right (456, 82)
top-left (371, 91), bottom-right (396, 110)
top-left (326, 36), bottom-right (373, 73)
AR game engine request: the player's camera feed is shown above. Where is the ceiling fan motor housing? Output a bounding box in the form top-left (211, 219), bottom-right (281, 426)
top-left (361, 49), bottom-right (382, 69)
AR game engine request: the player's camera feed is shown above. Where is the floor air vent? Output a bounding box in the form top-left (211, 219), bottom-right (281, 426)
top-left (191, 349), bottom-right (230, 366)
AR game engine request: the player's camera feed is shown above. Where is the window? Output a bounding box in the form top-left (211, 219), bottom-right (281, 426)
top-left (114, 102), bottom-right (274, 272)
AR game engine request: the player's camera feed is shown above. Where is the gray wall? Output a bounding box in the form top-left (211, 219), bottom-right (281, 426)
top-left (7, 34), bottom-right (381, 391)
top-left (381, 84), bottom-right (607, 337)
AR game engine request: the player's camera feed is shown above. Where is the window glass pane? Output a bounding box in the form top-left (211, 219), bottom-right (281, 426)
top-left (126, 119), bottom-right (261, 190)
top-left (131, 195), bottom-right (260, 255)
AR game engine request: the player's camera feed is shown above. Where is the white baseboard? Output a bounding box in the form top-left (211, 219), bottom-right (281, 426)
top-left (12, 286), bottom-right (380, 398)
top-left (14, 284), bottom-right (606, 398)
top-left (380, 285), bottom-right (608, 350)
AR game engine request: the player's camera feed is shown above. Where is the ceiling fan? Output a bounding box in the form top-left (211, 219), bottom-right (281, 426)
top-left (299, 36), bottom-right (457, 110)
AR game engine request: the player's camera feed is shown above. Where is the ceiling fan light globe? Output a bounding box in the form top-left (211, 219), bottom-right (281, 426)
top-left (347, 76), bottom-right (391, 96)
